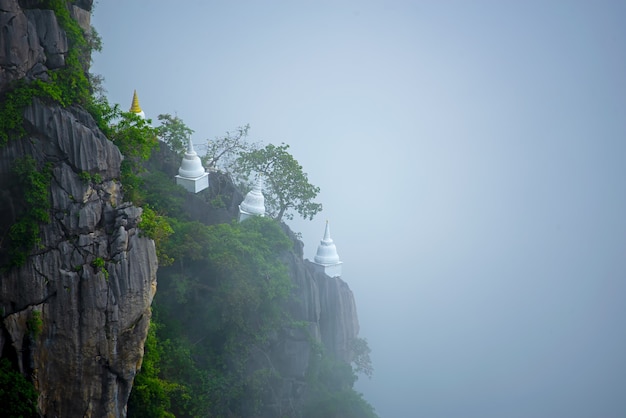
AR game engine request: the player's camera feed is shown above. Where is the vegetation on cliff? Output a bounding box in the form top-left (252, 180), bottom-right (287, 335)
top-left (129, 216), bottom-right (293, 417)
top-left (235, 143), bottom-right (323, 221)
top-left (0, 0), bottom-right (100, 144)
top-left (115, 115), bottom-right (376, 416)
top-left (0, 0), bottom-right (104, 266)
top-left (158, 113), bottom-right (323, 222)
top-left (0, 1), bottom-right (376, 416)
top-left (6, 157), bottom-right (52, 267)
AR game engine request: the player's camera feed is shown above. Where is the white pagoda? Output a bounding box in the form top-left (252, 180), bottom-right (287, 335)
top-left (312, 221), bottom-right (342, 278)
top-left (239, 175), bottom-right (265, 221)
top-left (175, 138), bottom-right (209, 193)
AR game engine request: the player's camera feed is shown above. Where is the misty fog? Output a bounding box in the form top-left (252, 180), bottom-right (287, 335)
top-left (93, 1), bottom-right (626, 417)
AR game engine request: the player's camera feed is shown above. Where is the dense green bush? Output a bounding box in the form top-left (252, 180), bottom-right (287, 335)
top-left (7, 157), bottom-right (52, 267)
top-left (0, 359), bottom-right (39, 417)
top-left (138, 206), bottom-right (174, 266)
top-left (304, 344), bottom-right (378, 418)
top-left (128, 216), bottom-right (293, 416)
top-left (127, 321), bottom-right (180, 418)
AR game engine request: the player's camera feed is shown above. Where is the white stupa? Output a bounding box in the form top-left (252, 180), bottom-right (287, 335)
top-left (239, 175), bottom-right (265, 221)
top-left (175, 137), bottom-right (209, 193)
top-left (312, 221), bottom-right (342, 278)
top-left (129, 90), bottom-right (145, 119)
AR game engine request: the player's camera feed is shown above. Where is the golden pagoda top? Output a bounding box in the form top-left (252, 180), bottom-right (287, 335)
top-left (129, 90), bottom-right (142, 113)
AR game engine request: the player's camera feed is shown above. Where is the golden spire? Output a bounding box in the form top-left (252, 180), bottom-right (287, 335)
top-left (129, 90), bottom-right (142, 113)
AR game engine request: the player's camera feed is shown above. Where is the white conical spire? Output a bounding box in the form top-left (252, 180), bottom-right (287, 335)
top-left (178, 138), bottom-right (206, 178)
top-left (239, 175), bottom-right (266, 220)
top-left (314, 221), bottom-right (341, 265)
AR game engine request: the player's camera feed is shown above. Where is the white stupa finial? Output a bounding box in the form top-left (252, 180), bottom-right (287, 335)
top-left (322, 219), bottom-right (332, 241)
top-left (252, 174), bottom-right (264, 193)
top-left (313, 221), bottom-right (342, 278)
top-left (187, 136), bottom-right (195, 154)
top-left (239, 174), bottom-right (266, 221)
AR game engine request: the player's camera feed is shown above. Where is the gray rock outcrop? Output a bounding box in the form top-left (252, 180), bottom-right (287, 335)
top-left (254, 226), bottom-right (361, 416)
top-left (0, 0), bottom-right (73, 90)
top-left (0, 1), bottom-right (158, 416)
top-left (0, 98), bottom-right (158, 417)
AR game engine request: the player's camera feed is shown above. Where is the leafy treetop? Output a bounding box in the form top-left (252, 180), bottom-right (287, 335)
top-left (202, 124), bottom-right (258, 173)
top-left (235, 143), bottom-right (322, 221)
top-left (156, 113), bottom-right (194, 158)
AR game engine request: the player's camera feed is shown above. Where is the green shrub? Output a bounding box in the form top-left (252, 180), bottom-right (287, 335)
top-left (0, 359), bottom-right (39, 417)
top-left (7, 157), bottom-right (52, 267)
top-left (26, 311), bottom-right (43, 339)
top-left (91, 257), bottom-right (109, 279)
top-left (138, 206), bottom-right (174, 266)
top-left (92, 257), bottom-right (105, 270)
top-left (137, 216), bottom-right (294, 416)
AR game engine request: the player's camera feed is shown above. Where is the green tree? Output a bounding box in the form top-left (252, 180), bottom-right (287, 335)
top-left (156, 113), bottom-right (194, 158)
top-left (106, 110), bottom-right (159, 203)
top-left (351, 337), bottom-right (374, 379)
top-left (235, 143), bottom-right (322, 221)
top-left (147, 216), bottom-right (293, 417)
top-left (202, 124), bottom-right (258, 173)
top-left (0, 359), bottom-right (39, 418)
top-left (127, 321), bottom-right (176, 418)
top-left (304, 344), bottom-right (378, 418)
top-left (138, 206), bottom-right (174, 266)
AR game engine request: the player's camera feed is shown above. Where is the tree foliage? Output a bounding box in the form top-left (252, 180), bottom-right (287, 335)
top-left (235, 143), bottom-right (322, 221)
top-left (156, 113), bottom-right (194, 158)
top-left (106, 110), bottom-right (159, 203)
top-left (0, 359), bottom-right (39, 417)
top-left (129, 216), bottom-right (294, 417)
top-left (5, 157), bottom-right (52, 267)
top-left (304, 388), bottom-right (378, 418)
top-left (202, 124), bottom-right (258, 173)
top-left (138, 206), bottom-right (174, 266)
top-left (304, 343), bottom-right (378, 418)
top-left (127, 322), bottom-right (177, 418)
top-left (351, 337), bottom-right (374, 379)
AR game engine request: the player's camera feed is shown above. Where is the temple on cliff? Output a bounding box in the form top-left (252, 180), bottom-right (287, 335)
top-left (175, 137), bottom-right (209, 193)
top-left (239, 175), bottom-right (266, 221)
top-left (128, 90), bottom-right (209, 193)
top-left (312, 221), bottom-right (342, 278)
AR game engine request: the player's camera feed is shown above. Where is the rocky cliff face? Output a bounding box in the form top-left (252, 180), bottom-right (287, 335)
top-left (0, 0), bottom-right (91, 91)
top-left (280, 227), bottom-right (360, 365)
top-left (261, 227), bottom-right (360, 415)
top-left (0, 1), bottom-right (158, 417)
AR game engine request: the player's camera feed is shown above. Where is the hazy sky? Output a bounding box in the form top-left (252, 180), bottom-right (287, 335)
top-left (92, 1), bottom-right (626, 417)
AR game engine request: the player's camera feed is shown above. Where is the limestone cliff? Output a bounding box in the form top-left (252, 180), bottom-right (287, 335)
top-left (0, 1), bottom-right (158, 416)
top-left (262, 226), bottom-right (360, 416)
